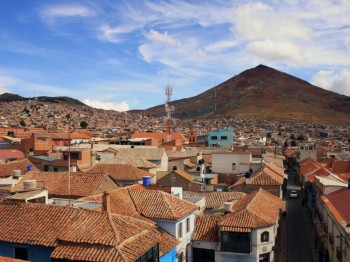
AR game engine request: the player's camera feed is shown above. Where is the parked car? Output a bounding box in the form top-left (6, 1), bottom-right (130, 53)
top-left (289, 190), bottom-right (298, 198)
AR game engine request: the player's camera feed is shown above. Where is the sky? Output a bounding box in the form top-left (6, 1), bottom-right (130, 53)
top-left (0, 0), bottom-right (349, 111)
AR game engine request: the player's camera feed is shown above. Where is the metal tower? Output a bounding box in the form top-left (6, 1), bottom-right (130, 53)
top-left (165, 85), bottom-right (175, 142)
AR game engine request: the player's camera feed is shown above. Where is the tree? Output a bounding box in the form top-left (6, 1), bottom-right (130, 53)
top-left (20, 119), bottom-right (26, 127)
top-left (80, 121), bottom-right (88, 129)
top-left (290, 134), bottom-right (295, 140)
top-left (266, 132), bottom-right (272, 139)
top-left (291, 140), bottom-right (297, 147)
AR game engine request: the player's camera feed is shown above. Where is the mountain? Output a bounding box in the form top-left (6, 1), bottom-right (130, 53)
top-left (142, 65), bottom-right (350, 124)
top-left (0, 93), bottom-right (85, 106)
top-left (0, 93), bottom-right (26, 102)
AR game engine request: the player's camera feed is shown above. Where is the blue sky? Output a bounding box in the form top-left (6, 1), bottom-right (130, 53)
top-left (0, 0), bottom-right (349, 111)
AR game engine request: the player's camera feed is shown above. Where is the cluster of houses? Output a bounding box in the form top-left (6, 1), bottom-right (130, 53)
top-left (0, 123), bottom-right (349, 262)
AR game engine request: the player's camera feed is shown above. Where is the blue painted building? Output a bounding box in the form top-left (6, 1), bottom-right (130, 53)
top-left (0, 242), bottom-right (53, 261)
top-left (208, 127), bottom-right (234, 148)
top-left (160, 247), bottom-right (177, 262)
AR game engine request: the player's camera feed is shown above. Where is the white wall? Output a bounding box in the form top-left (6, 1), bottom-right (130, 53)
top-left (212, 153), bottom-right (252, 174)
top-left (155, 213), bottom-right (196, 262)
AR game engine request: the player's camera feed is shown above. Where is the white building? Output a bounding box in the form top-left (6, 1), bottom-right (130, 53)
top-left (212, 152), bottom-right (252, 174)
top-left (191, 189), bottom-right (282, 262)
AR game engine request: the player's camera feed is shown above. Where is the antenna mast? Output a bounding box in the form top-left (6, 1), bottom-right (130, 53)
top-left (165, 85), bottom-right (174, 142)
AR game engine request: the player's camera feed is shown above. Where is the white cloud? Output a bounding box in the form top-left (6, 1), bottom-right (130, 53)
top-left (312, 70), bottom-right (334, 90)
top-left (83, 99), bottom-right (129, 112)
top-left (312, 70), bottom-right (350, 96)
top-left (246, 40), bottom-right (306, 63)
top-left (232, 2), bottom-right (310, 41)
top-left (41, 5), bottom-right (95, 19)
top-left (145, 30), bottom-right (181, 46)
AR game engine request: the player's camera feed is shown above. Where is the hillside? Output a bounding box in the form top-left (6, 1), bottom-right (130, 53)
top-left (0, 93), bottom-right (85, 106)
top-left (142, 65), bottom-right (350, 124)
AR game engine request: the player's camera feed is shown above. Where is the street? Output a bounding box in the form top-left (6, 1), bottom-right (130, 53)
top-left (286, 171), bottom-right (314, 262)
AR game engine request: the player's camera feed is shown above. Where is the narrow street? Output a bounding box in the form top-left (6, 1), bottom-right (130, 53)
top-left (286, 171), bottom-right (314, 262)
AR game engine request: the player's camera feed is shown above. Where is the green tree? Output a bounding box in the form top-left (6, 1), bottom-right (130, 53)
top-left (266, 132), bottom-right (272, 139)
top-left (80, 121), bottom-right (88, 129)
top-left (291, 140), bottom-right (297, 146)
top-left (20, 119), bottom-right (26, 127)
top-left (290, 134), bottom-right (295, 140)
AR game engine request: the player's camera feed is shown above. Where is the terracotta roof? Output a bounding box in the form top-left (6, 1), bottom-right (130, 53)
top-left (192, 216), bottom-right (221, 242)
top-left (172, 169), bottom-right (195, 182)
top-left (101, 158), bottom-right (158, 169)
top-left (300, 163), bottom-right (321, 176)
top-left (48, 133), bottom-right (91, 140)
top-left (324, 188), bottom-right (350, 222)
top-left (183, 191), bottom-right (246, 209)
top-left (219, 189), bottom-right (282, 232)
top-left (243, 164), bottom-right (284, 186)
top-left (132, 132), bottom-right (188, 143)
top-left (0, 202), bottom-right (178, 261)
top-left (265, 162), bottom-right (284, 177)
top-left (0, 150), bottom-right (25, 160)
top-left (117, 148), bottom-right (166, 161)
top-left (0, 158), bottom-right (39, 178)
top-left (184, 160), bottom-right (196, 168)
top-left (128, 189), bottom-right (198, 220)
top-left (13, 171), bottom-right (114, 198)
top-left (82, 188), bottom-right (139, 216)
top-left (85, 163), bottom-right (154, 181)
top-left (332, 160), bottom-right (350, 173)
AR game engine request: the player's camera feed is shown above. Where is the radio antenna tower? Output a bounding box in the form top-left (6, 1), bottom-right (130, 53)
top-left (165, 85), bottom-right (174, 142)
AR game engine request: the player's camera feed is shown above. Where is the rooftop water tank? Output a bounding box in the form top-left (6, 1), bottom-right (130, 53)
top-left (23, 180), bottom-right (37, 190)
top-left (27, 165), bottom-right (33, 171)
top-left (12, 170), bottom-right (22, 178)
top-left (142, 176), bottom-right (151, 186)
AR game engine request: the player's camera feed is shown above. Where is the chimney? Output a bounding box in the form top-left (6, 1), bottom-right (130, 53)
top-left (102, 191), bottom-right (111, 213)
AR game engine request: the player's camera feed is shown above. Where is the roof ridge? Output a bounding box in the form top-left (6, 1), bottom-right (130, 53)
top-left (245, 189), bottom-right (262, 211)
top-left (107, 213), bottom-right (120, 245)
top-left (162, 191), bottom-right (177, 219)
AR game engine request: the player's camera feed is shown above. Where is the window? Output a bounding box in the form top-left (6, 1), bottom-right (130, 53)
top-left (135, 244), bottom-right (159, 262)
top-left (193, 248), bottom-right (215, 262)
top-left (14, 247), bottom-right (28, 260)
top-left (220, 136), bottom-right (228, 140)
top-left (211, 136), bottom-right (217, 140)
top-left (178, 222), bottom-right (183, 238)
top-left (186, 218), bottom-right (190, 232)
top-left (232, 163), bottom-right (236, 170)
top-left (261, 231), bottom-right (269, 242)
top-left (221, 232), bottom-right (251, 253)
top-left (178, 252), bottom-right (184, 262)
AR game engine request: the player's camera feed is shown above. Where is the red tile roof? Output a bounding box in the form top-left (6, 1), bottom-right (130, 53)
top-left (0, 158), bottom-right (38, 178)
top-left (132, 132), bottom-right (188, 143)
top-left (219, 189), bottom-right (282, 232)
top-left (82, 188), bottom-right (139, 216)
top-left (183, 191), bottom-right (246, 209)
top-left (0, 150), bottom-right (25, 160)
top-left (324, 188), bottom-right (350, 222)
top-left (0, 202), bottom-right (178, 261)
top-left (13, 171), bottom-right (116, 198)
top-left (128, 189), bottom-right (198, 220)
top-left (85, 163), bottom-right (154, 181)
top-left (247, 164), bottom-right (284, 186)
top-left (192, 216), bottom-right (221, 242)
